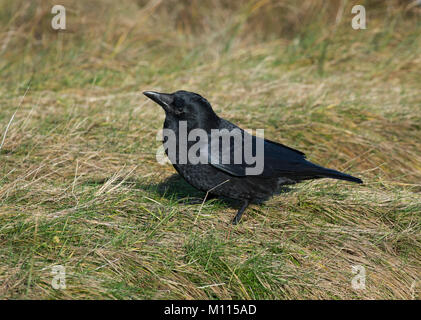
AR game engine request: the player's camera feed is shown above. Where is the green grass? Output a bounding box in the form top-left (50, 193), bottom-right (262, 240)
top-left (0, 0), bottom-right (420, 299)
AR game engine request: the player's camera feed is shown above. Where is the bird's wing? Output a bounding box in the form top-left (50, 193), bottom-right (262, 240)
top-left (263, 138), bottom-right (306, 158)
top-left (207, 126), bottom-right (362, 183)
top-left (207, 129), bottom-right (249, 176)
top-left (208, 129), bottom-right (309, 177)
top-left (260, 138), bottom-right (312, 176)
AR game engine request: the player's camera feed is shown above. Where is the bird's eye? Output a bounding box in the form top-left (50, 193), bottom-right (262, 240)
top-left (172, 97), bottom-right (184, 114)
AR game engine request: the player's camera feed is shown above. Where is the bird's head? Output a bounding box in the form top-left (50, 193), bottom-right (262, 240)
top-left (143, 90), bottom-right (219, 130)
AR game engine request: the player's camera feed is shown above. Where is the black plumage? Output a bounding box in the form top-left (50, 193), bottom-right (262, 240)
top-left (143, 90), bottom-right (362, 224)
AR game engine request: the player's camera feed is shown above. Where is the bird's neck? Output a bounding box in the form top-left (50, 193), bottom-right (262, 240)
top-left (164, 115), bottom-right (220, 134)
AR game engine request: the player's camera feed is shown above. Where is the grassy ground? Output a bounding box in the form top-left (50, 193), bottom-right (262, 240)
top-left (0, 0), bottom-right (420, 299)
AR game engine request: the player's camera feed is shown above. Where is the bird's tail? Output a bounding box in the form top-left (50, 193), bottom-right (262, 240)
top-left (306, 162), bottom-right (363, 184)
top-left (319, 168), bottom-right (363, 184)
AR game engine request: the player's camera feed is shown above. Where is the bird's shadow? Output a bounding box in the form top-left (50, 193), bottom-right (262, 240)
top-left (86, 173), bottom-right (293, 210)
top-left (138, 174), bottom-right (238, 208)
top-left (138, 174), bottom-right (293, 208)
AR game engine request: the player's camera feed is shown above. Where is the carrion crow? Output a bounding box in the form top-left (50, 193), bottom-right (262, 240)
top-left (143, 90), bottom-right (362, 224)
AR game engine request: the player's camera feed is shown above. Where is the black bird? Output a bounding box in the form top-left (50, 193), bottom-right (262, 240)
top-left (143, 90), bottom-right (362, 224)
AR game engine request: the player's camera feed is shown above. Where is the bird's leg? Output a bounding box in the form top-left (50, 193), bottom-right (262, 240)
top-left (232, 200), bottom-right (249, 225)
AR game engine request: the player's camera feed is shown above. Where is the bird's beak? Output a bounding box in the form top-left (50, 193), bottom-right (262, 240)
top-left (143, 91), bottom-right (173, 112)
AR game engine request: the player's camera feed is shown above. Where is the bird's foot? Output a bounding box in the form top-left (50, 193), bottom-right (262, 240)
top-left (231, 200), bottom-right (249, 225)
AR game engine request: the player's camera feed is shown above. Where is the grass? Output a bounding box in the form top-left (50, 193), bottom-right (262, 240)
top-left (0, 0), bottom-right (420, 299)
